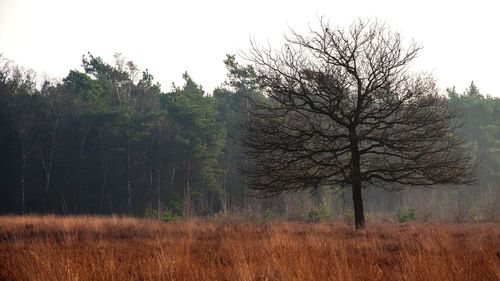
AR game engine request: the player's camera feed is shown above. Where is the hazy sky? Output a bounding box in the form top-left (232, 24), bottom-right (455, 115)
top-left (1, 0), bottom-right (499, 96)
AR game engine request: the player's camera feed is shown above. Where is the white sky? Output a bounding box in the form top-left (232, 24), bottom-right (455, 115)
top-left (1, 0), bottom-right (499, 96)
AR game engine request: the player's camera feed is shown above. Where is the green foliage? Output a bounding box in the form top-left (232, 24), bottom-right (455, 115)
top-left (164, 73), bottom-right (226, 204)
top-left (307, 201), bottom-right (331, 223)
top-left (63, 70), bottom-right (104, 105)
top-left (168, 196), bottom-right (184, 218)
top-left (468, 207), bottom-right (479, 222)
top-left (144, 206), bottom-right (157, 219)
top-left (161, 208), bottom-right (181, 222)
top-left (395, 208), bottom-right (416, 223)
top-left (143, 206), bottom-right (181, 222)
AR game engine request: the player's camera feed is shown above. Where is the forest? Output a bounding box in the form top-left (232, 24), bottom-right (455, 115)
top-left (0, 52), bottom-right (499, 222)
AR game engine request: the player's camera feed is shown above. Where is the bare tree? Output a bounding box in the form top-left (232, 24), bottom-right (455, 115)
top-left (243, 19), bottom-right (475, 229)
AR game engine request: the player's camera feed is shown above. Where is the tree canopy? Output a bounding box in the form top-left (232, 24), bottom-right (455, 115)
top-left (243, 19), bottom-right (476, 229)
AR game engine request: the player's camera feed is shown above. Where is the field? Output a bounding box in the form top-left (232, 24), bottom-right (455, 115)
top-left (0, 216), bottom-right (499, 281)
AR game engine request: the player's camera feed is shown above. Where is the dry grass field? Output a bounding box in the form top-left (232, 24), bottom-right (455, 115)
top-left (0, 215), bottom-right (499, 281)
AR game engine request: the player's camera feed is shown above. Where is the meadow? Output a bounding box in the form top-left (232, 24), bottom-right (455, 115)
top-left (0, 215), bottom-right (499, 281)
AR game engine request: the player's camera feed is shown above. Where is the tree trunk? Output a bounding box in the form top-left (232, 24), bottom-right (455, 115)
top-left (126, 126), bottom-right (132, 214)
top-left (350, 130), bottom-right (365, 230)
top-left (156, 127), bottom-right (162, 220)
top-left (77, 127), bottom-right (89, 213)
top-left (20, 139), bottom-right (26, 215)
top-left (352, 180), bottom-right (365, 230)
top-left (149, 131), bottom-right (155, 208)
top-left (221, 174), bottom-right (227, 215)
top-left (41, 116), bottom-right (59, 213)
top-left (149, 160), bottom-right (153, 208)
top-left (12, 133), bottom-right (19, 214)
top-left (221, 146), bottom-right (233, 215)
top-left (99, 151), bottom-right (110, 214)
top-left (184, 160), bottom-right (191, 217)
top-left (168, 167), bottom-right (176, 218)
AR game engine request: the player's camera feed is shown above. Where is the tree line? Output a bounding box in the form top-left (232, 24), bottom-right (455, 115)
top-left (0, 51), bottom-right (498, 220)
top-left (0, 53), bottom-right (260, 217)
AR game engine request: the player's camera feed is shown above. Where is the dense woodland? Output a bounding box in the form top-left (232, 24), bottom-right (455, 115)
top-left (0, 53), bottom-right (499, 220)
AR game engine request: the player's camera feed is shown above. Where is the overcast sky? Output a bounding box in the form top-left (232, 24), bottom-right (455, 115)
top-left (1, 0), bottom-right (499, 96)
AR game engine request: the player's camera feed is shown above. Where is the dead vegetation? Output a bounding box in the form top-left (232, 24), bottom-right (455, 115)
top-left (0, 215), bottom-right (499, 281)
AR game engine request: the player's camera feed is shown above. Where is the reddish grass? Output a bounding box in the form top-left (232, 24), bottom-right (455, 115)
top-left (0, 215), bottom-right (499, 281)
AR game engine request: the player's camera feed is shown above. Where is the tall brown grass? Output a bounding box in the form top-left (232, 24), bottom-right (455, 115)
top-left (0, 215), bottom-right (498, 281)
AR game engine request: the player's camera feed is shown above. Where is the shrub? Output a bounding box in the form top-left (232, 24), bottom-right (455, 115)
top-left (468, 207), bottom-right (479, 222)
top-left (307, 201), bottom-right (331, 223)
top-left (307, 210), bottom-right (321, 223)
top-left (144, 206), bottom-right (157, 219)
top-left (161, 208), bottom-right (180, 222)
top-left (144, 206), bottom-right (182, 222)
top-left (395, 208), bottom-right (416, 223)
